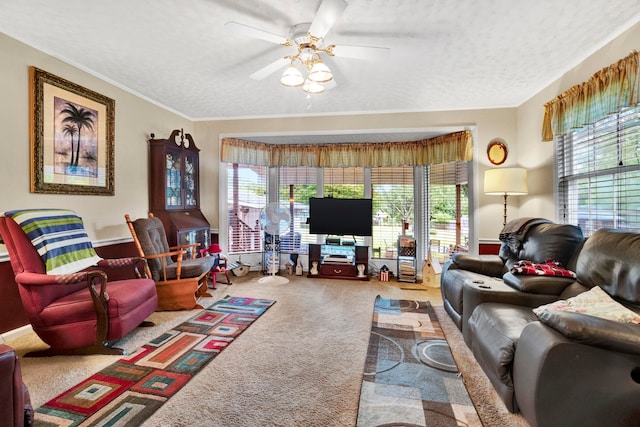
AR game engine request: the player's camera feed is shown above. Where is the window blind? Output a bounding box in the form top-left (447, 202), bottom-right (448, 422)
top-left (426, 161), bottom-right (469, 262)
top-left (556, 105), bottom-right (640, 236)
top-left (320, 167), bottom-right (365, 244)
top-left (278, 167), bottom-right (317, 253)
top-left (227, 163), bottom-right (267, 254)
top-left (323, 167), bottom-right (365, 195)
top-left (371, 167), bottom-right (414, 259)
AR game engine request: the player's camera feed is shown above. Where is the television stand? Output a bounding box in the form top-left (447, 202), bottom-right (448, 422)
top-left (308, 243), bottom-right (369, 281)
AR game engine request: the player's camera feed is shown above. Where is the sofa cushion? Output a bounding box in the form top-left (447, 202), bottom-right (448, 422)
top-left (517, 223), bottom-right (584, 268)
top-left (533, 286), bottom-right (640, 324)
top-left (163, 257), bottom-right (214, 280)
top-left (440, 267), bottom-right (491, 329)
top-left (500, 222), bottom-right (584, 270)
top-left (557, 281), bottom-right (591, 299)
top-left (468, 303), bottom-right (538, 412)
top-left (131, 217), bottom-right (173, 280)
top-left (575, 228), bottom-right (640, 305)
top-left (503, 272), bottom-right (575, 295)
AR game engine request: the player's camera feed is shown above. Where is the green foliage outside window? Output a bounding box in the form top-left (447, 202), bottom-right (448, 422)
top-left (372, 185), bottom-right (413, 225)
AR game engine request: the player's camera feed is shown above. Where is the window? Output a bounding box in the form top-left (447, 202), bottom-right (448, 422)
top-left (227, 163), bottom-right (267, 254)
top-left (321, 167), bottom-right (366, 244)
top-left (225, 162), bottom-right (470, 262)
top-left (323, 167), bottom-right (365, 198)
top-left (371, 167), bottom-right (414, 259)
top-left (426, 161), bottom-right (469, 262)
top-left (556, 105), bottom-right (640, 236)
top-left (279, 167), bottom-right (317, 253)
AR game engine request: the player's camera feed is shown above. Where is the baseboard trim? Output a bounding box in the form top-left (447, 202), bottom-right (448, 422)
top-left (1, 324), bottom-right (33, 343)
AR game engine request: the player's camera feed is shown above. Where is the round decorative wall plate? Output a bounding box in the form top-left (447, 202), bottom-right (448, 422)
top-left (487, 138), bottom-right (508, 165)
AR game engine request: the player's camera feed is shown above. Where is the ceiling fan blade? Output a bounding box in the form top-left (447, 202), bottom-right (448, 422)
top-left (250, 57), bottom-right (289, 80)
top-left (225, 21), bottom-right (289, 45)
top-left (331, 45), bottom-right (390, 60)
top-left (309, 0), bottom-right (348, 39)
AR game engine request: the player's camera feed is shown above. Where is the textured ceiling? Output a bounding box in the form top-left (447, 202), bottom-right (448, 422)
top-left (1, 0), bottom-right (639, 125)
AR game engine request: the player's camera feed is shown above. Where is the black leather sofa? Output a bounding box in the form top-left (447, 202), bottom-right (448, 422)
top-left (440, 219), bottom-right (640, 427)
top-left (441, 218), bottom-right (585, 342)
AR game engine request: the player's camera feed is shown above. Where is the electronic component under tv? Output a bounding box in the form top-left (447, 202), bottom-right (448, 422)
top-left (309, 197), bottom-right (373, 236)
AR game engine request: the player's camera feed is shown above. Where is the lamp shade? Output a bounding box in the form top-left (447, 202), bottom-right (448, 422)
top-left (308, 62), bottom-right (333, 83)
top-left (280, 66), bottom-right (304, 87)
top-left (484, 168), bottom-right (528, 195)
top-left (302, 79), bottom-right (324, 94)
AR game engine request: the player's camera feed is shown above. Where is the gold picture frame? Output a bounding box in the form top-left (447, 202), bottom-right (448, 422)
top-left (30, 67), bottom-right (115, 195)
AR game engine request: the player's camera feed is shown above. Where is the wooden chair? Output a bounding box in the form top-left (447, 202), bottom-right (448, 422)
top-left (125, 214), bottom-right (215, 310)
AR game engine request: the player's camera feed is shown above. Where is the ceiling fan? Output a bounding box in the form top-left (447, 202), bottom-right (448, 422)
top-left (225, 0), bottom-right (390, 94)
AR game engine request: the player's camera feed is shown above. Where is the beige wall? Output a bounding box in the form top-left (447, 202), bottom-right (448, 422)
top-left (516, 21), bottom-right (640, 224)
top-left (2, 19), bottom-right (639, 257)
top-left (194, 105), bottom-right (520, 242)
top-left (0, 33), bottom-right (191, 255)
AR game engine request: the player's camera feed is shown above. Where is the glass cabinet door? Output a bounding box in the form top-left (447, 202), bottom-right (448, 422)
top-left (165, 150), bottom-right (182, 208)
top-left (178, 227), bottom-right (210, 258)
top-left (184, 153), bottom-right (198, 208)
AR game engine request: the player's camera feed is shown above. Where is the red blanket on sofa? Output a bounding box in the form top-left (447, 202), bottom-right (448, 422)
top-left (511, 259), bottom-right (576, 278)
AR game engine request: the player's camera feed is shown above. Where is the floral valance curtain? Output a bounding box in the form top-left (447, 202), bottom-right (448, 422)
top-left (542, 50), bottom-right (640, 141)
top-left (221, 130), bottom-right (473, 167)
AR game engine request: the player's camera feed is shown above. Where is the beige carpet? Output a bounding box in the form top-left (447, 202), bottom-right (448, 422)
top-left (6, 273), bottom-right (528, 426)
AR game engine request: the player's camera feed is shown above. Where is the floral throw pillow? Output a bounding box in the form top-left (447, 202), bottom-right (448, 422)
top-left (533, 286), bottom-right (640, 324)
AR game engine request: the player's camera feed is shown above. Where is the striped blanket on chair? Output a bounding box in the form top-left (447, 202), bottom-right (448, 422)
top-left (5, 209), bottom-right (102, 275)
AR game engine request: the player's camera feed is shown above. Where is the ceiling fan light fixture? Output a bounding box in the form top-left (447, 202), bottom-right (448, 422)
top-left (228, 1), bottom-right (391, 96)
top-left (302, 79), bottom-right (325, 94)
top-left (308, 61), bottom-right (333, 83)
top-left (280, 66), bottom-right (304, 87)
top-left (300, 47), bottom-right (315, 63)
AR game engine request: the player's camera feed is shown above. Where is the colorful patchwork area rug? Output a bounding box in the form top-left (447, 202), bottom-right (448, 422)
top-left (34, 296), bottom-right (275, 426)
top-left (357, 296), bottom-right (481, 427)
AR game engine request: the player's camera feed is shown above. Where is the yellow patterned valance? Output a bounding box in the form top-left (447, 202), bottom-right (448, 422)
top-left (221, 130), bottom-right (473, 167)
top-left (542, 50), bottom-right (640, 141)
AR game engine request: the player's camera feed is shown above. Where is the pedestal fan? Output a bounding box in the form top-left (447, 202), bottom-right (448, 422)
top-left (258, 202), bottom-right (292, 285)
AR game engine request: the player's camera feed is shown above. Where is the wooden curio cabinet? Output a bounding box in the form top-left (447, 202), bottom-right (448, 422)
top-left (148, 129), bottom-right (210, 254)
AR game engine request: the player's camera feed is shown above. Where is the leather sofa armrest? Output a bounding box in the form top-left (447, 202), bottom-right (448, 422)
top-left (535, 310), bottom-right (640, 355)
top-left (449, 253), bottom-right (505, 277)
top-left (503, 272), bottom-right (575, 295)
top-left (513, 321), bottom-right (640, 427)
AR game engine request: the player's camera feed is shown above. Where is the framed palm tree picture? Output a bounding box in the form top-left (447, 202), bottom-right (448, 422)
top-left (30, 67), bottom-right (115, 195)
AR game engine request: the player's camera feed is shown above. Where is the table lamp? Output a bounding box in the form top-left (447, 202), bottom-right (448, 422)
top-left (484, 168), bottom-right (528, 226)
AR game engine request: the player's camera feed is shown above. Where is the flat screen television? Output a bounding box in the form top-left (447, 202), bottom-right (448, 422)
top-left (309, 197), bottom-right (373, 236)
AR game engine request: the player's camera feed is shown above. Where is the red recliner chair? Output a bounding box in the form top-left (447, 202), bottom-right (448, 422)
top-left (0, 209), bottom-right (158, 357)
top-left (0, 344), bottom-right (33, 426)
